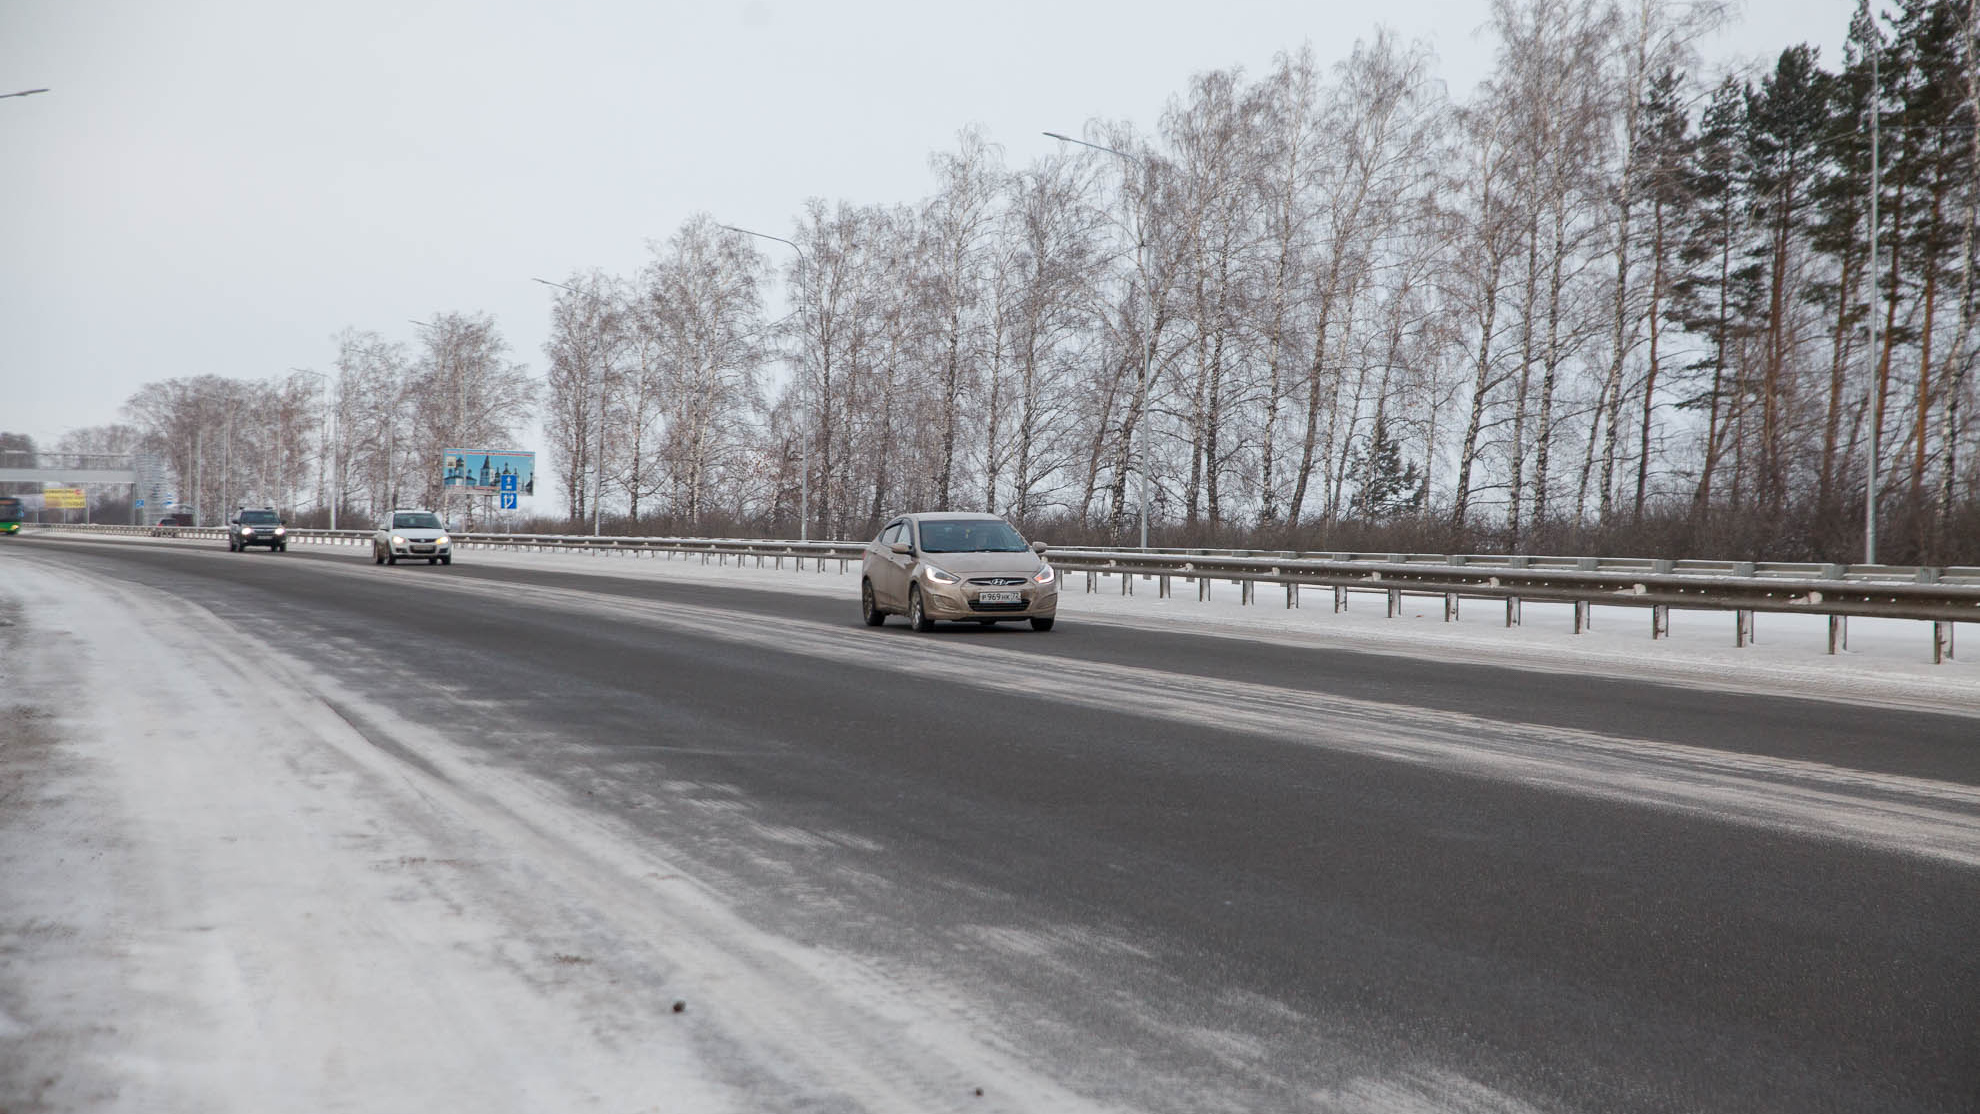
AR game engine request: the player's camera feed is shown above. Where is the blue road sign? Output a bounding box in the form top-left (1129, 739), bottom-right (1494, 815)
top-left (499, 472), bottom-right (518, 493)
top-left (500, 491), bottom-right (518, 510)
top-left (135, 499), bottom-right (145, 508)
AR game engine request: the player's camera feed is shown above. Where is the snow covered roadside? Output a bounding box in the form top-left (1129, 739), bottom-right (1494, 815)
top-left (0, 555), bottom-right (1118, 1114)
top-left (380, 536), bottom-right (1977, 714)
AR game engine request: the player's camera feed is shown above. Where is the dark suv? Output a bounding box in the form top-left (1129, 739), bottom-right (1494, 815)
top-left (227, 507), bottom-right (289, 552)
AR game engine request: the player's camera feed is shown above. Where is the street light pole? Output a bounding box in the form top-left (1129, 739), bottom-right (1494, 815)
top-left (1864, 40), bottom-right (1882, 566)
top-left (294, 368), bottom-right (336, 529)
top-left (533, 278), bottom-right (611, 536)
top-left (1046, 131), bottom-right (1152, 549)
top-left (720, 224), bottom-right (812, 541)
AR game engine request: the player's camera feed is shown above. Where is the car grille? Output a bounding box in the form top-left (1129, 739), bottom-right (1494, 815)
top-left (967, 577), bottom-right (1028, 586)
top-left (967, 600), bottom-right (1029, 612)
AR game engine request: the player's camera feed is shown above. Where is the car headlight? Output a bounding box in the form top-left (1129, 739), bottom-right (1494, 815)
top-left (923, 565), bottom-right (960, 584)
top-left (434, 535), bottom-right (450, 546)
top-left (274, 527), bottom-right (286, 535)
top-left (1033, 564), bottom-right (1055, 585)
top-left (240, 526), bottom-right (253, 535)
top-left (392, 535), bottom-right (406, 546)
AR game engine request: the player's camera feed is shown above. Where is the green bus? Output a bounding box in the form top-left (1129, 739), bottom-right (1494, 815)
top-left (0, 496), bottom-right (22, 535)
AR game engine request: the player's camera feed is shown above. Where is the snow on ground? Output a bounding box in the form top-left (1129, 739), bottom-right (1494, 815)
top-left (0, 532), bottom-right (1972, 1113)
top-left (328, 532), bottom-right (1975, 714)
top-left (0, 550), bottom-right (1122, 1113)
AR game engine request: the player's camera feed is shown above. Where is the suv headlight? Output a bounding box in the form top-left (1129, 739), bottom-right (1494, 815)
top-left (392, 535), bottom-right (406, 546)
top-left (274, 526), bottom-right (286, 535)
top-left (923, 565), bottom-right (960, 584)
top-left (434, 535), bottom-right (450, 547)
top-left (1033, 564), bottom-right (1055, 585)
top-left (240, 526), bottom-right (253, 535)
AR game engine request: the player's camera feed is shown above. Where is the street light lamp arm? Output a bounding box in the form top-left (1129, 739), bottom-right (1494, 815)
top-left (1042, 130), bottom-right (1146, 165)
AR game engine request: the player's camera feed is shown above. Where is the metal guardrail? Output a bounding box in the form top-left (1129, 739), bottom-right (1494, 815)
top-left (26, 523), bottom-right (1976, 662)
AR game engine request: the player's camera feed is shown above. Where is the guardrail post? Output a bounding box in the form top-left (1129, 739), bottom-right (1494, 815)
top-left (1935, 621), bottom-right (1955, 663)
top-left (1505, 596), bottom-right (1521, 627)
top-left (1242, 580), bottom-right (1254, 606)
top-left (1652, 605), bottom-right (1669, 640)
top-left (1160, 574), bottom-right (1171, 598)
top-left (1085, 571), bottom-right (1096, 593)
top-left (1197, 576), bottom-right (1208, 602)
top-left (1573, 600), bottom-right (1590, 634)
top-left (1286, 582), bottom-right (1298, 609)
top-left (1736, 609), bottom-right (1754, 647)
top-left (1828, 614), bottom-right (1846, 654)
top-left (1333, 586), bottom-right (1347, 613)
top-left (1444, 592), bottom-right (1459, 622)
top-left (1386, 588), bottom-right (1400, 618)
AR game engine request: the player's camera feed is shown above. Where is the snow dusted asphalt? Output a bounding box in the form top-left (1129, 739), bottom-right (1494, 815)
top-left (0, 546), bottom-right (1119, 1113)
top-left (1, 531), bottom-right (1975, 1112)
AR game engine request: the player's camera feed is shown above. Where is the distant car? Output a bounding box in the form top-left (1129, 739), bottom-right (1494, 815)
top-left (227, 507), bottom-right (288, 552)
top-left (373, 509), bottom-right (453, 566)
top-left (861, 512), bottom-right (1057, 631)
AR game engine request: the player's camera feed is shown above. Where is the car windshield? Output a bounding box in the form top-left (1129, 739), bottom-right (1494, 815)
top-left (239, 510), bottom-right (279, 524)
top-left (917, 520), bottom-right (1028, 554)
top-left (393, 513), bottom-right (442, 530)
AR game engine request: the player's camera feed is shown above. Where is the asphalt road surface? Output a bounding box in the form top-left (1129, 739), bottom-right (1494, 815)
top-left (11, 534), bottom-right (1980, 1112)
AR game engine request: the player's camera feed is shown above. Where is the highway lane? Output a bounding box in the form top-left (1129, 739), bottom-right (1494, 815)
top-left (12, 533), bottom-right (1980, 1112)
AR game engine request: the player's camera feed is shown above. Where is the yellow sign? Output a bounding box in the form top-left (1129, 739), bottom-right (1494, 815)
top-left (43, 487), bottom-right (85, 509)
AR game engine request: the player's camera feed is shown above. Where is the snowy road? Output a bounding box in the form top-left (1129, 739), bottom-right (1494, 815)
top-left (3, 533), bottom-right (1977, 1113)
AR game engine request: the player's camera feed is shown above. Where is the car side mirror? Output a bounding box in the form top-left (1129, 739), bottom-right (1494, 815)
top-left (889, 542), bottom-right (912, 555)
top-left (1031, 541), bottom-right (1048, 554)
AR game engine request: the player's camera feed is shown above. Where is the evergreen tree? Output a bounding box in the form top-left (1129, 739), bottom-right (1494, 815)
top-left (1350, 414), bottom-right (1425, 518)
top-left (1741, 44), bottom-right (1833, 516)
top-left (1669, 77), bottom-right (1765, 517)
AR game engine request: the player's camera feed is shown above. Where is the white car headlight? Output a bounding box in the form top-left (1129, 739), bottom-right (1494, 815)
top-left (1033, 564), bottom-right (1055, 585)
top-left (274, 526), bottom-right (286, 535)
top-left (435, 535), bottom-right (450, 546)
top-left (923, 565), bottom-right (960, 584)
top-left (392, 535), bottom-right (406, 546)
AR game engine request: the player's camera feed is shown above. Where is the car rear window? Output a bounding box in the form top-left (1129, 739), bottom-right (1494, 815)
top-left (917, 520), bottom-right (1028, 553)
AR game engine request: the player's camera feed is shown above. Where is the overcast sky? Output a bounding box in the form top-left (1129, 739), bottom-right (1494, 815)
top-left (3, 0), bottom-right (1855, 454)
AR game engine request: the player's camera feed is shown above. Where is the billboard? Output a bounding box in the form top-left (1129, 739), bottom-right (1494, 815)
top-left (442, 450), bottom-right (535, 496)
top-left (42, 487), bottom-right (85, 509)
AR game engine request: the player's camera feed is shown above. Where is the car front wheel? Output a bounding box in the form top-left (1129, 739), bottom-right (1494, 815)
top-left (908, 585), bottom-right (935, 632)
top-left (441, 555), bottom-right (451, 566)
top-left (1030, 616), bottom-right (1055, 632)
top-left (861, 580), bottom-right (886, 627)
top-left (373, 544), bottom-right (384, 565)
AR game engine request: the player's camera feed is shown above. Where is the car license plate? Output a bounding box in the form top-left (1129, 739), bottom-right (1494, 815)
top-left (978, 590), bottom-right (1021, 604)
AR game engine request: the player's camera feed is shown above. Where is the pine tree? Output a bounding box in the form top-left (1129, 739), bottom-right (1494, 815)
top-left (1669, 77), bottom-right (1765, 519)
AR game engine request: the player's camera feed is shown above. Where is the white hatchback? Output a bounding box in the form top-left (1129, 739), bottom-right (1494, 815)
top-left (373, 509), bottom-right (453, 566)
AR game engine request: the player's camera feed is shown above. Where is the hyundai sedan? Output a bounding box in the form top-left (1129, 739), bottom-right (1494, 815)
top-left (861, 513), bottom-right (1056, 631)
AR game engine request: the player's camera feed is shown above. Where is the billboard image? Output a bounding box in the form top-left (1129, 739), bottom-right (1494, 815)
top-left (442, 450), bottom-right (535, 495)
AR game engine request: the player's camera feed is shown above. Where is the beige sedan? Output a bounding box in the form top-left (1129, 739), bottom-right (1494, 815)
top-left (861, 513), bottom-right (1058, 631)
